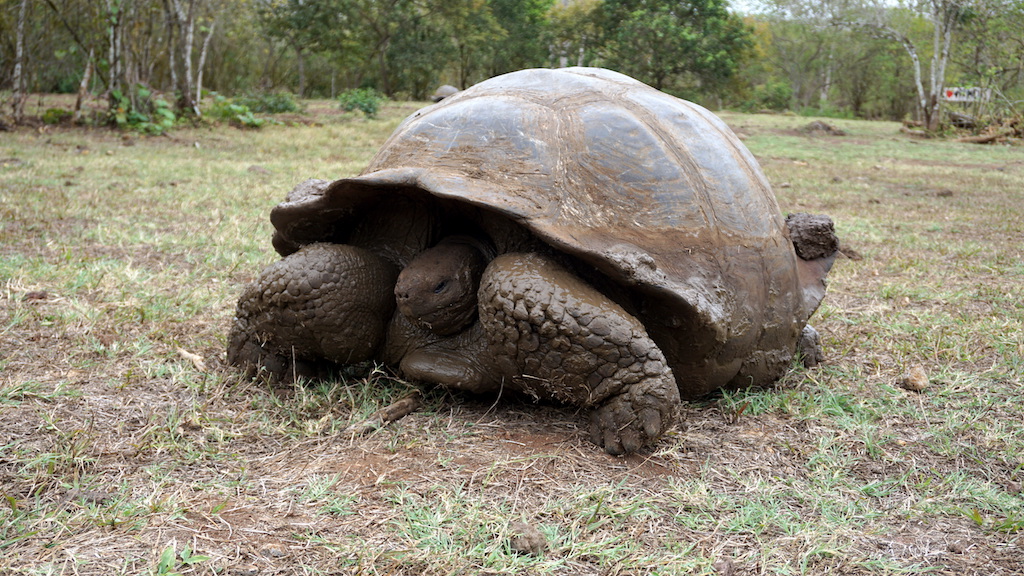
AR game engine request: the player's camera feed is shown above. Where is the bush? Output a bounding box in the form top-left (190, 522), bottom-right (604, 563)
top-left (109, 85), bottom-right (176, 134)
top-left (338, 88), bottom-right (385, 119)
top-left (234, 92), bottom-right (302, 114)
top-left (206, 94), bottom-right (266, 128)
top-left (742, 80), bottom-right (793, 112)
top-left (796, 105), bottom-right (854, 120)
top-left (42, 108), bottom-right (73, 125)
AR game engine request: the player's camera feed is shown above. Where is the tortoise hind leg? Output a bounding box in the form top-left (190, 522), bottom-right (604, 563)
top-left (478, 253), bottom-right (681, 455)
top-left (228, 243), bottom-right (398, 382)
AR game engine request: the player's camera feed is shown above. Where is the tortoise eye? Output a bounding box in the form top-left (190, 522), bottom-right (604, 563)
top-left (433, 281), bottom-right (448, 294)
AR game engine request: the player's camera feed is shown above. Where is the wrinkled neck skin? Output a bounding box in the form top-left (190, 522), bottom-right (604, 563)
top-left (394, 236), bottom-right (490, 336)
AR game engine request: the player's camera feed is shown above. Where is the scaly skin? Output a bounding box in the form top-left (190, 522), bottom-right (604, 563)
top-left (394, 238), bottom-right (487, 336)
top-left (229, 241), bottom-right (680, 454)
top-left (477, 253), bottom-right (681, 455)
top-left (227, 243), bottom-right (398, 381)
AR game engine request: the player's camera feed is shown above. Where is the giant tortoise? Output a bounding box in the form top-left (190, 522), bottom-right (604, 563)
top-left (227, 67), bottom-right (838, 455)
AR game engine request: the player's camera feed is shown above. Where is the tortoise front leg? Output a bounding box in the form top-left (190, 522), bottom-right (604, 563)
top-left (228, 243), bottom-right (398, 381)
top-left (478, 253), bottom-right (681, 455)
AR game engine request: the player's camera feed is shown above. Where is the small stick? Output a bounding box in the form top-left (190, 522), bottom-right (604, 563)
top-left (176, 347), bottom-right (207, 372)
top-left (343, 392), bottom-right (422, 436)
top-left (957, 131), bottom-right (1011, 144)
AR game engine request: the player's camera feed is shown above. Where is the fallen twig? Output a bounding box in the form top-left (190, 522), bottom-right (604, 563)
top-left (957, 130), bottom-right (1012, 144)
top-left (899, 126), bottom-right (930, 138)
top-left (343, 392), bottom-right (422, 436)
top-left (177, 347), bottom-right (207, 372)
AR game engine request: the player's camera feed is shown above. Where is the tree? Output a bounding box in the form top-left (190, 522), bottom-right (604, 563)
top-left (487, 0), bottom-right (554, 75)
top-left (549, 0), bottom-right (604, 68)
top-left (439, 0), bottom-right (506, 89)
top-left (737, 0), bottom-right (936, 119)
top-left (387, 9), bottom-right (452, 98)
top-left (845, 0), bottom-right (976, 131)
top-left (599, 0), bottom-right (753, 96)
top-left (349, 0), bottom-right (416, 96)
top-left (164, 0), bottom-right (204, 114)
top-left (951, 0), bottom-right (1024, 105)
top-left (10, 0), bottom-right (29, 121)
top-left (255, 0), bottom-right (361, 97)
top-left (755, 0), bottom-right (850, 108)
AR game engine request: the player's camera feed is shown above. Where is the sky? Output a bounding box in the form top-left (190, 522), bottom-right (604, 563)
top-left (728, 0), bottom-right (767, 15)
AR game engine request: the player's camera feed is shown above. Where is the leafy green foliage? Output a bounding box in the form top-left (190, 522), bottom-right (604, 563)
top-left (41, 108), bottom-right (73, 125)
top-left (338, 88), bottom-right (386, 118)
top-left (385, 12), bottom-right (453, 99)
top-left (154, 544), bottom-right (210, 576)
top-left (741, 80), bottom-right (793, 111)
top-left (206, 94), bottom-right (267, 128)
top-left (108, 85), bottom-right (177, 135)
top-left (549, 0), bottom-right (603, 67)
top-left (487, 0), bottom-right (555, 74)
top-left (600, 0), bottom-right (753, 95)
top-left (234, 92), bottom-right (303, 114)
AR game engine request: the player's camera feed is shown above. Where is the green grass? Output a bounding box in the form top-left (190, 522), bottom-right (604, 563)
top-left (1, 102), bottom-right (1022, 575)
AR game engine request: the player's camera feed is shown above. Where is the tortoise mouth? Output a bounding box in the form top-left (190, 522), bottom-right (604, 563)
top-left (395, 299), bottom-right (478, 337)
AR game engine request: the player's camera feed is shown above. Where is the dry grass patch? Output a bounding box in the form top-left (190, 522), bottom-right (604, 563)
top-left (1, 103), bottom-right (1022, 575)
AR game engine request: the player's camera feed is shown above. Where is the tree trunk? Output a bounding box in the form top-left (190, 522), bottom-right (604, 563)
top-left (106, 0), bottom-right (124, 98)
top-left (378, 40), bottom-right (392, 96)
top-left (41, 0), bottom-right (108, 90)
top-left (820, 41), bottom-right (834, 105)
top-left (165, 0), bottom-right (179, 93)
top-left (11, 0), bottom-right (29, 122)
top-left (261, 39), bottom-right (275, 91)
top-left (195, 21), bottom-right (215, 113)
top-left (166, 0), bottom-right (200, 115)
top-left (181, 0), bottom-right (198, 114)
top-left (904, 38), bottom-right (929, 129)
top-left (925, 0), bottom-right (958, 132)
top-left (74, 50), bottom-right (95, 123)
top-left (295, 44), bottom-right (306, 97)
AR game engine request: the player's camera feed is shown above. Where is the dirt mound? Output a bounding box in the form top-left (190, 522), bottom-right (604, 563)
top-left (801, 120), bottom-right (847, 136)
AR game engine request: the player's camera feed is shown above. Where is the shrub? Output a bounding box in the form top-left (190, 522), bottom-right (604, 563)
top-left (108, 85), bottom-right (176, 134)
top-left (206, 94), bottom-right (266, 128)
top-left (42, 108), bottom-right (73, 125)
top-left (234, 92), bottom-right (302, 114)
top-left (742, 80), bottom-right (793, 112)
top-left (338, 88), bottom-right (385, 119)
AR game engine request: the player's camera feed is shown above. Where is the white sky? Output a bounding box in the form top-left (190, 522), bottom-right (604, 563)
top-left (728, 0), bottom-right (766, 14)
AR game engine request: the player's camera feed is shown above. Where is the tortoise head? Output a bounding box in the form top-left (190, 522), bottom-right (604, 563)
top-left (394, 238), bottom-right (488, 336)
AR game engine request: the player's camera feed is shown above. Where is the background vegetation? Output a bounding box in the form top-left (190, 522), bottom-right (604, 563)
top-left (2, 0), bottom-right (1023, 126)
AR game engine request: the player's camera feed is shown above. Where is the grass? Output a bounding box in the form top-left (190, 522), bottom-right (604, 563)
top-left (1, 98), bottom-right (1022, 575)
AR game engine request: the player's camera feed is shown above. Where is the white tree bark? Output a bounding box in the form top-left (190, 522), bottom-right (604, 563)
top-left (74, 50), bottom-right (95, 123)
top-left (11, 0), bottom-right (29, 122)
top-left (105, 0), bottom-right (123, 97)
top-left (165, 0), bottom-right (203, 114)
top-left (195, 22), bottom-right (216, 114)
top-left (820, 40), bottom-right (834, 105)
top-left (183, 0), bottom-right (197, 114)
top-left (926, 0), bottom-right (960, 130)
top-left (846, 0), bottom-right (967, 130)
